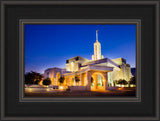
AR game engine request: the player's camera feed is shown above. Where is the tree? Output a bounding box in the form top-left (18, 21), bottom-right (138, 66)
top-left (129, 76), bottom-right (136, 86)
top-left (117, 79), bottom-right (128, 85)
top-left (58, 76), bottom-right (65, 85)
top-left (34, 80), bottom-right (41, 85)
top-left (75, 76), bottom-right (80, 85)
top-left (43, 78), bottom-right (51, 86)
top-left (25, 71), bottom-right (43, 85)
top-left (25, 72), bottom-right (34, 85)
top-left (25, 77), bottom-right (34, 85)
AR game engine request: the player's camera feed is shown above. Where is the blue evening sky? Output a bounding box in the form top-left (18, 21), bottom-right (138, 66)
top-left (25, 24), bottom-right (136, 74)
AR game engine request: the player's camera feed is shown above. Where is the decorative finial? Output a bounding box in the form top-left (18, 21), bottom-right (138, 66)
top-left (96, 30), bottom-right (98, 42)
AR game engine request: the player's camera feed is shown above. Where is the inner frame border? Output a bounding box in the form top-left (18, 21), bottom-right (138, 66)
top-left (1, 1), bottom-right (159, 120)
top-left (19, 19), bottom-right (141, 102)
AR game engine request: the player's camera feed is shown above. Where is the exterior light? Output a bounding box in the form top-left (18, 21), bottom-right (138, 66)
top-left (29, 88), bottom-right (32, 92)
top-left (130, 85), bottom-right (134, 87)
top-left (46, 88), bottom-right (50, 91)
top-left (60, 86), bottom-right (63, 90)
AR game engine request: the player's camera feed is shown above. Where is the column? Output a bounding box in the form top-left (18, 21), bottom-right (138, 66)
top-left (64, 77), bottom-right (67, 86)
top-left (103, 72), bottom-right (108, 90)
top-left (40, 79), bottom-right (43, 85)
top-left (55, 77), bottom-right (58, 86)
top-left (74, 75), bottom-right (76, 86)
top-left (80, 74), bottom-right (82, 86)
top-left (71, 76), bottom-right (75, 86)
top-left (70, 76), bottom-right (73, 86)
top-left (67, 76), bottom-right (70, 86)
top-left (94, 75), bottom-right (97, 89)
top-left (52, 78), bottom-right (55, 85)
top-left (86, 71), bottom-right (91, 91)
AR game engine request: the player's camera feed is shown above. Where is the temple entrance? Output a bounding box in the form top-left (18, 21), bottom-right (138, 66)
top-left (91, 72), bottom-right (106, 91)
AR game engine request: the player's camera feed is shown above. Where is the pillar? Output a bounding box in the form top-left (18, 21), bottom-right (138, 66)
top-left (82, 74), bottom-right (85, 86)
top-left (71, 76), bottom-right (74, 86)
top-left (94, 75), bottom-right (97, 89)
top-left (55, 77), bottom-right (58, 86)
top-left (70, 76), bottom-right (73, 86)
top-left (80, 74), bottom-right (82, 86)
top-left (67, 76), bottom-right (70, 86)
top-left (73, 75), bottom-right (76, 86)
top-left (102, 72), bottom-right (108, 90)
top-left (86, 71), bottom-right (91, 91)
top-left (39, 79), bottom-right (43, 85)
top-left (92, 75), bottom-right (97, 89)
top-left (52, 78), bottom-right (55, 85)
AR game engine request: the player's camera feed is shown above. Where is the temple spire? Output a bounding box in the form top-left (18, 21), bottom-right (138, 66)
top-left (96, 30), bottom-right (98, 42)
top-left (92, 30), bottom-right (104, 60)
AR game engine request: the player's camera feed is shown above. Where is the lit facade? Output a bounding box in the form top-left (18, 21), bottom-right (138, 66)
top-left (44, 30), bottom-right (133, 91)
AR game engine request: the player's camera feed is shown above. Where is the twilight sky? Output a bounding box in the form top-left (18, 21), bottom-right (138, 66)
top-left (25, 24), bottom-right (136, 74)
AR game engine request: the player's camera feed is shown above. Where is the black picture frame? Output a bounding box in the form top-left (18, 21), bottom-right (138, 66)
top-left (1, 0), bottom-right (160, 120)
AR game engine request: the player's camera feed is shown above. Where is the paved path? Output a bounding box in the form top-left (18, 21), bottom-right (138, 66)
top-left (25, 87), bottom-right (136, 97)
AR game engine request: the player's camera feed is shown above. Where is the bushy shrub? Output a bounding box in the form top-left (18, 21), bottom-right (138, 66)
top-left (58, 76), bottom-right (65, 85)
top-left (43, 78), bottom-right (51, 86)
top-left (75, 76), bottom-right (80, 85)
top-left (25, 71), bottom-right (43, 85)
top-left (129, 76), bottom-right (136, 84)
top-left (34, 80), bottom-right (41, 85)
top-left (117, 79), bottom-right (128, 85)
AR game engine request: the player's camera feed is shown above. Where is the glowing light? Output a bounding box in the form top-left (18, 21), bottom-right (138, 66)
top-left (46, 88), bottom-right (50, 91)
top-left (59, 86), bottom-right (63, 90)
top-left (118, 87), bottom-right (124, 90)
top-left (130, 84), bottom-right (136, 87)
top-left (29, 88), bottom-right (32, 92)
top-left (116, 84), bottom-right (121, 87)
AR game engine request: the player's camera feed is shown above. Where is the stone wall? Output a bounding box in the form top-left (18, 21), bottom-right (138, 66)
top-left (69, 86), bottom-right (87, 91)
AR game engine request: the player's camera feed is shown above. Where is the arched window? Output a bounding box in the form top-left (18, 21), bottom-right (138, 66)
top-left (97, 75), bottom-right (103, 87)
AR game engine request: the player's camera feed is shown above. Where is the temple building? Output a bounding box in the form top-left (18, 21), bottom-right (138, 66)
top-left (44, 30), bottom-right (133, 91)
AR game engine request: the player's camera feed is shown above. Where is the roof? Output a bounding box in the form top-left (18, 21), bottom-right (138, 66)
top-left (44, 67), bottom-right (63, 72)
top-left (81, 58), bottom-right (120, 68)
top-left (66, 56), bottom-right (89, 61)
top-left (62, 65), bottom-right (113, 76)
